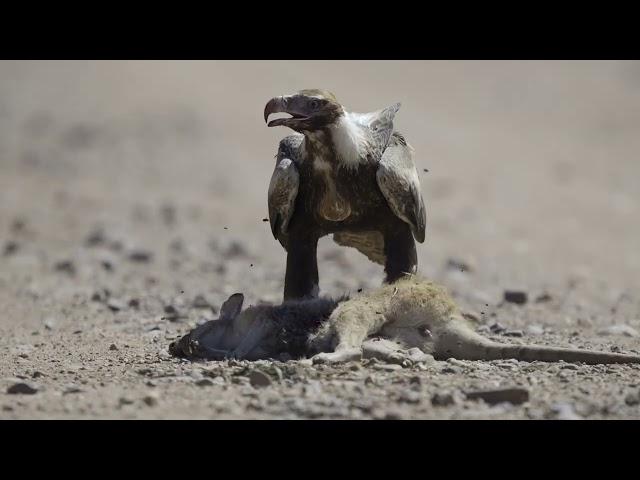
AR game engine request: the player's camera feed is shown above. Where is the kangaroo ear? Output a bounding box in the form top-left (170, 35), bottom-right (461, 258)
top-left (220, 293), bottom-right (244, 320)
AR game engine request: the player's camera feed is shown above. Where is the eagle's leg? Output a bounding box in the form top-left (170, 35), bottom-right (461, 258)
top-left (383, 225), bottom-right (417, 283)
top-left (283, 235), bottom-right (319, 301)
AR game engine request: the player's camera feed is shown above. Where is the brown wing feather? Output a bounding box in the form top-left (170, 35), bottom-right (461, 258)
top-left (375, 133), bottom-right (426, 243)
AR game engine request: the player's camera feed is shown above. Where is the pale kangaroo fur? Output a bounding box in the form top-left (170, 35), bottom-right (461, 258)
top-left (169, 276), bottom-right (640, 365)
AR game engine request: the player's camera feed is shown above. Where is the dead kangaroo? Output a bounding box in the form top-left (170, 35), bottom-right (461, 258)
top-left (169, 276), bottom-right (640, 365)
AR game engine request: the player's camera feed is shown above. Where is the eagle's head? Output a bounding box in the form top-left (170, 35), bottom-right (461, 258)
top-left (264, 89), bottom-right (344, 133)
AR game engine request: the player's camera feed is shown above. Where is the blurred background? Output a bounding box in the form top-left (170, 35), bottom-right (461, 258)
top-left (1, 61), bottom-right (639, 324)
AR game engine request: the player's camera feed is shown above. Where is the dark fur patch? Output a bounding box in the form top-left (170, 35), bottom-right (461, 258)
top-left (268, 295), bottom-right (348, 358)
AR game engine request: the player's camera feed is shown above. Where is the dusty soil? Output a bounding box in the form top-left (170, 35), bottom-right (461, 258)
top-left (1, 61), bottom-right (640, 419)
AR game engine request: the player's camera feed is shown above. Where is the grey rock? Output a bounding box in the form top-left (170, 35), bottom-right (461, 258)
top-left (195, 378), bottom-right (213, 387)
top-left (399, 391), bottom-right (421, 404)
top-left (3, 241), bottom-right (19, 257)
top-left (440, 366), bottom-right (461, 374)
top-left (597, 325), bottom-right (638, 338)
top-left (504, 290), bottom-right (528, 305)
top-left (7, 382), bottom-right (39, 395)
top-left (551, 402), bottom-right (582, 420)
top-left (373, 363), bottom-right (403, 372)
top-left (63, 384), bottom-right (83, 395)
top-left (128, 250), bottom-right (153, 263)
top-left (526, 325), bottom-right (544, 336)
top-left (504, 330), bottom-right (524, 337)
top-left (54, 260), bottom-right (76, 275)
top-left (249, 370), bottom-right (272, 388)
top-left (192, 294), bottom-right (210, 309)
top-left (143, 393), bottom-right (159, 407)
top-left (43, 317), bottom-right (57, 331)
top-left (489, 322), bottom-right (506, 334)
top-left (431, 392), bottom-right (455, 407)
top-left (535, 292), bottom-right (553, 303)
top-left (446, 257), bottom-right (475, 273)
top-left (465, 387), bottom-right (529, 405)
top-left (106, 299), bottom-right (127, 312)
top-left (624, 390), bottom-right (640, 406)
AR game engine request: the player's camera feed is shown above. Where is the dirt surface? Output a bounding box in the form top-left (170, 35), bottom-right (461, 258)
top-left (1, 60), bottom-right (640, 419)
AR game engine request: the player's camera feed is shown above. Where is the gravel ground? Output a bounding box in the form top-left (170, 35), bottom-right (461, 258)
top-left (1, 60), bottom-right (640, 419)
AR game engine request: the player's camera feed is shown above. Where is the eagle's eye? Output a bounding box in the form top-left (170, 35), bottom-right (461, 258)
top-left (309, 99), bottom-right (320, 110)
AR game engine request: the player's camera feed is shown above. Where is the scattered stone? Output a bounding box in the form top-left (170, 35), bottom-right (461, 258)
top-left (162, 304), bottom-right (185, 321)
top-left (11, 218), bottom-right (26, 233)
top-left (32, 371), bottom-right (45, 379)
top-left (489, 322), bottom-right (507, 334)
top-left (504, 330), bottom-right (524, 337)
top-left (373, 363), bottom-right (403, 372)
top-left (249, 370), bottom-right (272, 388)
top-left (624, 390), bottom-right (640, 406)
top-left (226, 241), bottom-right (248, 258)
top-left (465, 388), bottom-right (530, 405)
top-left (597, 325), bottom-right (638, 338)
top-left (118, 397), bottom-right (134, 406)
top-left (535, 292), bottom-right (553, 303)
top-left (431, 392), bottom-right (455, 407)
top-left (7, 382), bottom-right (39, 395)
top-left (143, 393), bottom-right (159, 407)
top-left (407, 349), bottom-right (435, 364)
top-left (504, 290), bottom-right (528, 305)
top-left (128, 250), bottom-right (153, 263)
top-left (101, 260), bottom-right (114, 272)
top-left (109, 344), bottom-right (118, 351)
top-left (43, 317), bottom-right (57, 331)
top-left (91, 289), bottom-right (111, 302)
top-left (560, 364), bottom-right (579, 370)
top-left (192, 295), bottom-right (210, 309)
top-left (551, 402), bottom-right (582, 420)
top-left (526, 325), bottom-right (544, 336)
top-left (106, 299), bottom-right (127, 312)
top-left (440, 366), bottom-right (461, 374)
top-left (445, 257), bottom-right (475, 273)
top-left (399, 391), bottom-right (421, 404)
top-left (63, 384), bottom-right (83, 395)
top-left (128, 298), bottom-right (140, 309)
top-left (54, 260), bottom-right (76, 275)
top-left (160, 204), bottom-right (177, 226)
top-left (195, 378), bottom-right (214, 387)
top-left (3, 241), bottom-right (19, 256)
top-left (84, 229), bottom-right (106, 247)
top-left (461, 311), bottom-right (481, 323)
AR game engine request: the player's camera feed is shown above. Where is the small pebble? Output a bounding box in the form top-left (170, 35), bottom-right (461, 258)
top-left (7, 382), bottom-right (39, 395)
top-left (526, 325), bottom-right (544, 336)
top-left (249, 370), bottom-right (272, 388)
top-left (54, 260), bottom-right (76, 275)
top-left (195, 378), bottom-right (214, 387)
top-left (597, 325), bottom-right (638, 338)
top-left (3, 241), bottom-right (19, 256)
top-left (504, 330), bottom-right (524, 337)
top-left (431, 392), bottom-right (455, 407)
top-left (465, 387), bottom-right (530, 405)
top-left (504, 290), bottom-right (528, 305)
top-left (535, 293), bottom-right (553, 303)
top-left (142, 394), bottom-right (159, 407)
top-left (128, 250), bottom-right (153, 263)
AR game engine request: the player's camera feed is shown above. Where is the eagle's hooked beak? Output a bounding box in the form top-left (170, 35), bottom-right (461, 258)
top-left (264, 96), bottom-right (309, 128)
